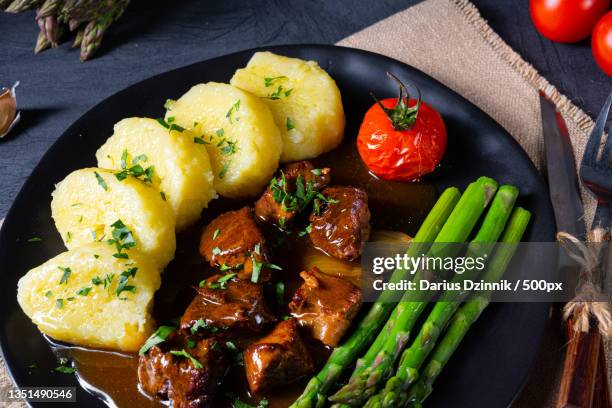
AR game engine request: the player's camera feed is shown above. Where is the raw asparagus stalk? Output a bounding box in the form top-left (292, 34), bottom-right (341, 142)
top-left (290, 187), bottom-right (462, 408)
top-left (370, 206), bottom-right (531, 408)
top-left (72, 27), bottom-right (84, 48)
top-left (5, 0), bottom-right (41, 13)
top-left (80, 0), bottom-right (129, 61)
top-left (331, 184), bottom-right (515, 406)
top-left (0, 0), bottom-right (16, 10)
top-left (34, 29), bottom-right (50, 53)
top-left (404, 207), bottom-right (531, 407)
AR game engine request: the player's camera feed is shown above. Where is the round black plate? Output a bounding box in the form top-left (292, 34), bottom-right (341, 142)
top-left (0, 45), bottom-right (555, 408)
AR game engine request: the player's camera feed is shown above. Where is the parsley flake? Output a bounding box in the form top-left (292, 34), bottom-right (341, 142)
top-left (94, 171), bottom-right (108, 191)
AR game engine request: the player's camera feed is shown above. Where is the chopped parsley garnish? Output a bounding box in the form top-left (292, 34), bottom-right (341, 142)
top-left (209, 273), bottom-right (237, 290)
top-left (193, 136), bottom-right (208, 145)
top-left (139, 325), bottom-right (177, 355)
top-left (76, 287), bottom-right (92, 296)
top-left (251, 257), bottom-right (263, 283)
top-left (132, 154), bottom-right (147, 164)
top-left (212, 228), bottom-right (220, 240)
top-left (190, 318), bottom-right (208, 335)
top-left (66, 297), bottom-right (75, 302)
top-left (313, 193), bottom-right (339, 215)
top-left (160, 191), bottom-right (167, 201)
top-left (212, 247), bottom-right (221, 255)
top-left (102, 273), bottom-right (115, 289)
top-left (282, 315), bottom-right (291, 320)
top-left (164, 99), bottom-right (175, 110)
top-left (116, 267), bottom-right (137, 297)
top-left (218, 138), bottom-right (238, 155)
top-left (91, 276), bottom-right (102, 285)
top-left (55, 299), bottom-right (64, 309)
top-left (187, 339), bottom-right (196, 349)
top-left (226, 100), bottom-right (241, 124)
top-left (264, 76), bottom-right (287, 87)
top-left (58, 266), bottom-right (71, 285)
top-left (298, 223), bottom-right (313, 237)
top-left (45, 290), bottom-right (53, 298)
top-left (216, 128), bottom-right (225, 137)
top-left (266, 85), bottom-right (293, 100)
top-left (276, 282), bottom-right (285, 305)
top-left (233, 398), bottom-right (269, 408)
top-left (269, 173), bottom-right (327, 215)
top-left (170, 349), bottom-right (203, 369)
top-left (107, 219), bottom-right (136, 258)
top-left (286, 116), bottom-right (295, 130)
top-left (27, 237), bottom-right (42, 242)
top-left (54, 364), bottom-right (76, 374)
top-left (311, 168), bottom-right (323, 176)
top-left (156, 117), bottom-right (185, 132)
top-left (219, 161), bottom-right (231, 179)
top-left (65, 231), bottom-right (72, 243)
top-left (94, 171), bottom-right (108, 191)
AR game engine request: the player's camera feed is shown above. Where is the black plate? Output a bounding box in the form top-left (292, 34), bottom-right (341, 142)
top-left (0, 45), bottom-right (555, 407)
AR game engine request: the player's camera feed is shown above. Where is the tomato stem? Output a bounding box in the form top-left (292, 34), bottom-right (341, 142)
top-left (370, 72), bottom-right (422, 131)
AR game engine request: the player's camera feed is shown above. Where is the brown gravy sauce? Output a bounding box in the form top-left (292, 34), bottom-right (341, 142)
top-left (51, 142), bottom-right (437, 407)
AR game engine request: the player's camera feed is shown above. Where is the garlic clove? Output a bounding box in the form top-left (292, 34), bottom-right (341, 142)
top-left (0, 81), bottom-right (21, 138)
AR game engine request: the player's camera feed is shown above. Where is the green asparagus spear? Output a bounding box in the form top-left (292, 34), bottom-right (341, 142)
top-left (404, 207), bottom-right (531, 407)
top-left (0, 0), bottom-right (15, 10)
top-left (5, 0), bottom-right (41, 13)
top-left (34, 29), bottom-right (50, 54)
top-left (290, 187), bottom-right (462, 408)
top-left (80, 0), bottom-right (129, 61)
top-left (331, 184), bottom-right (515, 406)
top-left (72, 27), bottom-right (84, 48)
top-left (37, 0), bottom-right (61, 19)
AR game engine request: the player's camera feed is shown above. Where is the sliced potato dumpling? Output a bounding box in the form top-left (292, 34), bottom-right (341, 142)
top-left (165, 82), bottom-right (282, 198)
top-left (96, 117), bottom-right (216, 231)
top-left (17, 243), bottom-right (161, 352)
top-left (51, 168), bottom-right (176, 268)
top-left (230, 51), bottom-right (345, 162)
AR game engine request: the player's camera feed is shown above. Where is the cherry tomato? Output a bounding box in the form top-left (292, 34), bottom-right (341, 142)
top-left (592, 11), bottom-right (612, 76)
top-left (529, 0), bottom-right (610, 43)
top-left (357, 77), bottom-right (446, 182)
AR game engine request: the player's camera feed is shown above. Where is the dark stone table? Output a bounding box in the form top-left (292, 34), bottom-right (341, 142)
top-left (0, 0), bottom-right (609, 218)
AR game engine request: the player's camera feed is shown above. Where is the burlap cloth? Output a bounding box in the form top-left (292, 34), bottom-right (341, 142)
top-left (0, 0), bottom-right (608, 406)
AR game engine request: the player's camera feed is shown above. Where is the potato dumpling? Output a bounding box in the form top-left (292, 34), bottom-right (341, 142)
top-left (51, 168), bottom-right (176, 268)
top-left (96, 117), bottom-right (216, 231)
top-left (230, 51), bottom-right (345, 162)
top-left (165, 82), bottom-right (282, 198)
top-left (17, 243), bottom-right (161, 352)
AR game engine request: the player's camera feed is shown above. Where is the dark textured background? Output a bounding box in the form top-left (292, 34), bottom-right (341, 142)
top-left (0, 0), bottom-right (609, 219)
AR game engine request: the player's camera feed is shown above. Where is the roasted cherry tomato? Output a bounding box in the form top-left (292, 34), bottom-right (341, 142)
top-left (529, 0), bottom-right (610, 43)
top-left (592, 11), bottom-right (612, 76)
top-left (357, 74), bottom-right (446, 182)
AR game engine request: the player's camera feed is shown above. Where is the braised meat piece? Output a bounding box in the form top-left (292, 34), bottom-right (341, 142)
top-left (138, 337), bottom-right (228, 408)
top-left (199, 207), bottom-right (270, 282)
top-left (181, 275), bottom-right (276, 337)
top-left (289, 267), bottom-right (361, 347)
top-left (255, 161), bottom-right (330, 229)
top-left (243, 318), bottom-right (314, 394)
top-left (309, 186), bottom-right (371, 261)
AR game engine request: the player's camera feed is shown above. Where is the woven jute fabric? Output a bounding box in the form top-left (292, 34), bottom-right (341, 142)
top-left (338, 0), bottom-right (608, 406)
top-left (0, 0), bottom-right (608, 406)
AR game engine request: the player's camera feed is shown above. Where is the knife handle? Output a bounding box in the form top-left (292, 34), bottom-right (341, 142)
top-left (593, 340), bottom-right (610, 408)
top-left (556, 318), bottom-right (601, 408)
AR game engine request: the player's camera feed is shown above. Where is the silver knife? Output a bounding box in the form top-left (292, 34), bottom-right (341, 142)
top-left (540, 91), bottom-right (586, 240)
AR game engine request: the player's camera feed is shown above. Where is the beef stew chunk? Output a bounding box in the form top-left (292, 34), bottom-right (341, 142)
top-left (199, 207), bottom-right (270, 282)
top-left (309, 186), bottom-right (371, 261)
top-left (289, 267), bottom-right (361, 347)
top-left (255, 161), bottom-right (330, 229)
top-left (138, 337), bottom-right (227, 408)
top-left (243, 318), bottom-right (314, 394)
top-left (181, 275), bottom-right (276, 336)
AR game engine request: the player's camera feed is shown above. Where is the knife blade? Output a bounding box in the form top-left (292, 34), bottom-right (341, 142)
top-left (540, 92), bottom-right (586, 240)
